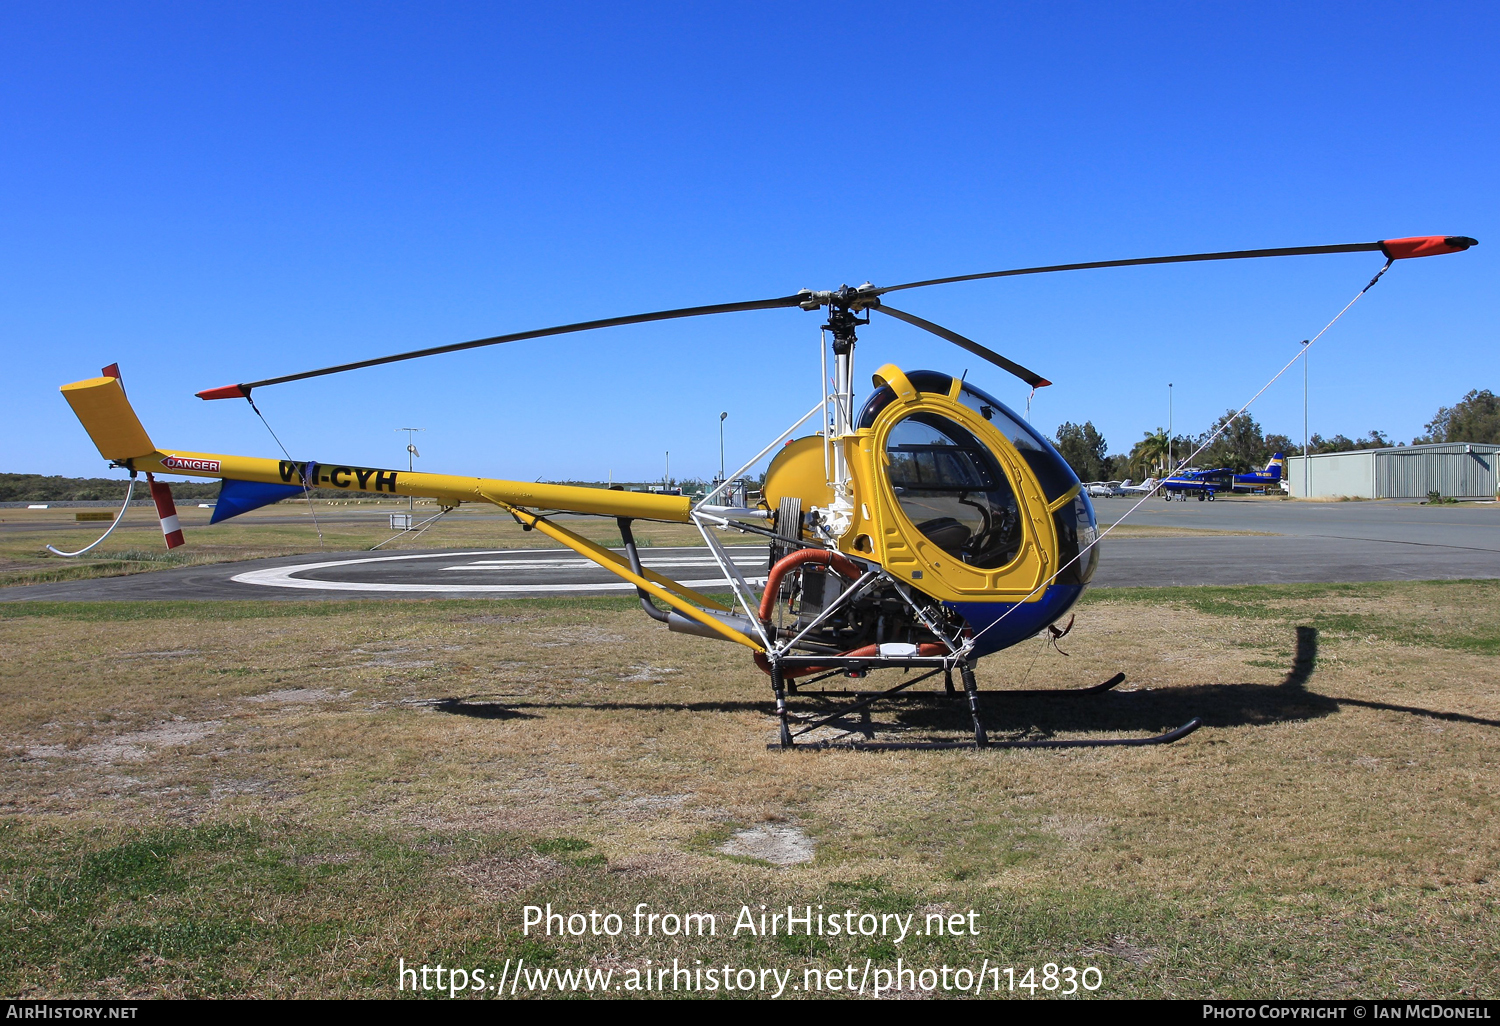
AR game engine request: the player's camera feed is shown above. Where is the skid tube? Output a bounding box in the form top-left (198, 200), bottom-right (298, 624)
top-left (766, 656), bottom-right (1199, 751)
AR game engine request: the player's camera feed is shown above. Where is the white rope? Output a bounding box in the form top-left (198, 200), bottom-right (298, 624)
top-left (965, 259), bottom-right (1395, 652)
top-left (246, 395), bottom-right (324, 546)
top-left (369, 505), bottom-right (454, 550)
top-left (695, 399), bottom-right (824, 510)
top-left (46, 477), bottom-right (137, 557)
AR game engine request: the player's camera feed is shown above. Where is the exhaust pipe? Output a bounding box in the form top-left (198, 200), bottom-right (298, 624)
top-left (666, 609), bottom-right (761, 643)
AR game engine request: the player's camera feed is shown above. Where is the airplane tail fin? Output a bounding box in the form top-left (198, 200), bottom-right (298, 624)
top-left (1265, 453), bottom-right (1285, 480)
top-left (60, 367), bottom-right (157, 461)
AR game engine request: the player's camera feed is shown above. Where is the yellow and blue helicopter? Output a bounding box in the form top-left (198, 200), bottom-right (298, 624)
top-left (57, 236), bottom-right (1475, 749)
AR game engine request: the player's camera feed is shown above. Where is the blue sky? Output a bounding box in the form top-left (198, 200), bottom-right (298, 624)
top-left (4, 1), bottom-right (1495, 482)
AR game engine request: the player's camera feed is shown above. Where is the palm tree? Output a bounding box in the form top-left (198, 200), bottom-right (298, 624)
top-left (1128, 429), bottom-right (1171, 479)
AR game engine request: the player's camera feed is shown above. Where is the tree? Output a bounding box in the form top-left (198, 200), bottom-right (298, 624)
top-left (1193, 410), bottom-right (1271, 472)
top-left (1416, 389), bottom-right (1500, 444)
top-left (1264, 432), bottom-right (1299, 459)
top-left (1126, 429), bottom-right (1170, 479)
top-left (1054, 421), bottom-right (1109, 481)
top-left (1308, 430), bottom-right (1392, 454)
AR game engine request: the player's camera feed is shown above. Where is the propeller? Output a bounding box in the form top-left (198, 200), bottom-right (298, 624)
top-left (196, 235), bottom-right (1474, 399)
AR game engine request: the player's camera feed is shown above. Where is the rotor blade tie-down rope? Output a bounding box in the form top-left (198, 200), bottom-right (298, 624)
top-left (45, 475), bottom-right (138, 557)
top-left (245, 394), bottom-right (324, 546)
top-left (965, 258), bottom-right (1394, 652)
top-left (369, 506), bottom-right (454, 550)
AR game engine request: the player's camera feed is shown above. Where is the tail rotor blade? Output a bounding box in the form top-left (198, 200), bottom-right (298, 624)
top-left (873, 304), bottom-right (1051, 389)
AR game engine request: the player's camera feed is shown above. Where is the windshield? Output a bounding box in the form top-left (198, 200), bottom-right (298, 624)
top-left (857, 371), bottom-right (1081, 502)
top-left (954, 381), bottom-right (1079, 502)
top-left (886, 413), bottom-right (1023, 570)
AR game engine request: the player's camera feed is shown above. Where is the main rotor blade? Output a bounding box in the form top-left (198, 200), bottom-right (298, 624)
top-left (198, 293), bottom-right (808, 398)
top-left (874, 237), bottom-right (1476, 296)
top-left (873, 304), bottom-right (1051, 389)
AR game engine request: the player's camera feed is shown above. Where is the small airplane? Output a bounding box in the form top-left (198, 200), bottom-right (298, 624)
top-left (1161, 453), bottom-right (1286, 501)
top-left (1231, 453), bottom-right (1285, 493)
top-left (1086, 481), bottom-right (1124, 497)
top-left (1161, 467), bottom-right (1232, 501)
top-left (1119, 477), bottom-right (1157, 495)
top-left (52, 235), bottom-right (1476, 750)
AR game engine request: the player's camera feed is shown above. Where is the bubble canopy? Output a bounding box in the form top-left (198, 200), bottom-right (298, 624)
top-left (857, 371), bottom-right (1080, 502)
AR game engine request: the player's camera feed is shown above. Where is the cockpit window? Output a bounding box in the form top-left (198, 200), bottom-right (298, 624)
top-left (955, 381), bottom-right (1080, 501)
top-left (856, 371), bottom-right (1082, 503)
top-left (886, 413), bottom-right (1022, 570)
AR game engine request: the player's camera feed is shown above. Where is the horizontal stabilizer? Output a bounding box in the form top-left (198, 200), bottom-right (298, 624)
top-left (60, 375), bottom-right (155, 460)
top-left (211, 479), bottom-right (305, 523)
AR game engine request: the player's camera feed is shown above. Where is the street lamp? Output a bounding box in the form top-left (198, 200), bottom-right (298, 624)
top-left (719, 411), bottom-right (728, 484)
top-left (1168, 383), bottom-right (1173, 473)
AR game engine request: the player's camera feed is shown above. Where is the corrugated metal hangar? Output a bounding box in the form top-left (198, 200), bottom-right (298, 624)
top-left (1285, 442), bottom-right (1500, 499)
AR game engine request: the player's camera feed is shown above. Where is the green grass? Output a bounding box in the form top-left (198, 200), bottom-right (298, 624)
top-left (4, 818), bottom-right (1492, 998)
top-left (1085, 580), bottom-right (1500, 655)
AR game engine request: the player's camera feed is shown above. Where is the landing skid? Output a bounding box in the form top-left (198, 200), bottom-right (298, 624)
top-left (765, 659), bottom-right (1199, 751)
top-left (779, 718), bottom-right (1202, 752)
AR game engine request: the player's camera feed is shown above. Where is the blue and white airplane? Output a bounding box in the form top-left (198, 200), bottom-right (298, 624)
top-left (1161, 454), bottom-right (1285, 501)
top-left (1231, 453), bottom-right (1285, 493)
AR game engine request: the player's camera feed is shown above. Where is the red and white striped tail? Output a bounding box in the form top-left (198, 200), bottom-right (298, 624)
top-left (146, 473), bottom-right (185, 549)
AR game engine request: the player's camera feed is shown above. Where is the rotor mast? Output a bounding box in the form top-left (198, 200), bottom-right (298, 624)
top-left (801, 284), bottom-right (876, 490)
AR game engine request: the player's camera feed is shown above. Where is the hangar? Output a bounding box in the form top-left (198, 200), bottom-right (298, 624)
top-left (1285, 442), bottom-right (1499, 500)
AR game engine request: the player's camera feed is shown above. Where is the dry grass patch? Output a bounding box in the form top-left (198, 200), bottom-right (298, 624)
top-left (1, 583), bottom-right (1497, 998)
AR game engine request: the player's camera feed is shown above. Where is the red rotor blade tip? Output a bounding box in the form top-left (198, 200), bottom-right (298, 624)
top-left (101, 363), bottom-right (121, 379)
top-left (1379, 236), bottom-right (1478, 260)
top-left (196, 384), bottom-right (248, 401)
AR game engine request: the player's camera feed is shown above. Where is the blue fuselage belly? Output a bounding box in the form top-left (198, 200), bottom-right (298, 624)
top-left (948, 584), bottom-right (1086, 658)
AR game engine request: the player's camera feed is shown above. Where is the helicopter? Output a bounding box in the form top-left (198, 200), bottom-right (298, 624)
top-left (56, 235), bottom-right (1476, 750)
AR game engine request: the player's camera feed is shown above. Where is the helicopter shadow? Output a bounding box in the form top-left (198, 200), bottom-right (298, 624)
top-left (848, 626), bottom-right (1500, 742)
top-left (427, 627), bottom-right (1500, 741)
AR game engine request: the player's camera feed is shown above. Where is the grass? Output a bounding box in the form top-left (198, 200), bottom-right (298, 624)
top-left (1095, 579), bottom-right (1500, 655)
top-left (1, 582), bottom-right (1497, 998)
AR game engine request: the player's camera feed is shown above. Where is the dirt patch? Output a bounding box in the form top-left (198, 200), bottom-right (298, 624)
top-left (245, 688), bottom-right (342, 704)
top-left (618, 665), bottom-right (680, 683)
top-left (66, 718), bottom-right (222, 764)
top-left (717, 824), bottom-right (815, 866)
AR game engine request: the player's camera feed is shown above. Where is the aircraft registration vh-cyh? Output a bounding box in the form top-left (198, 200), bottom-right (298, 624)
top-left (54, 236), bottom-right (1475, 750)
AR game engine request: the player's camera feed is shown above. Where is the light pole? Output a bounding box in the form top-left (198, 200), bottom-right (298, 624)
top-left (1168, 383), bottom-right (1173, 473)
top-left (719, 411), bottom-right (728, 484)
top-left (665, 451), bottom-right (670, 492)
top-left (1301, 340), bottom-right (1310, 498)
top-left (397, 427), bottom-right (424, 511)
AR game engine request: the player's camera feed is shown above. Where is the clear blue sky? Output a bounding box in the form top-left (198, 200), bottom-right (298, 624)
top-left (4, 1), bottom-right (1495, 483)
